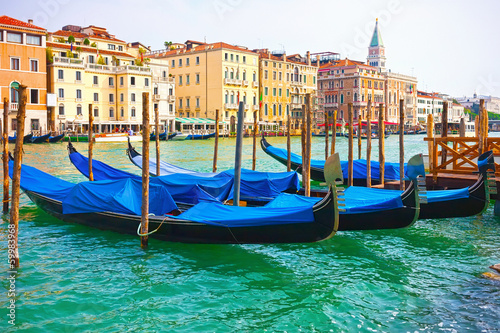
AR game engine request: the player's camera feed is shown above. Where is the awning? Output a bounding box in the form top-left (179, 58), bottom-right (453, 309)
top-left (317, 123), bottom-right (343, 127)
top-left (175, 117), bottom-right (227, 124)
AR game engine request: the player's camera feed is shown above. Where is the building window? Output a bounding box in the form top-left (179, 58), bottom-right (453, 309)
top-left (253, 72), bottom-right (256, 81)
top-left (179, 99), bottom-right (183, 108)
top-left (94, 108), bottom-right (99, 117)
top-left (279, 89), bottom-right (282, 97)
top-left (230, 54), bottom-right (234, 61)
top-left (77, 105), bottom-right (82, 115)
top-left (196, 97), bottom-right (200, 108)
top-left (265, 87), bottom-right (268, 96)
top-left (171, 60), bottom-right (175, 68)
top-left (179, 59), bottom-right (182, 67)
top-left (10, 83), bottom-right (19, 103)
top-left (7, 32), bottom-right (22, 43)
top-left (120, 107), bottom-right (124, 117)
top-left (179, 76), bottom-right (183, 85)
top-left (273, 88), bottom-right (276, 97)
top-left (109, 108), bottom-right (114, 118)
top-left (145, 78), bottom-right (149, 87)
top-left (120, 93), bottom-right (124, 102)
top-left (27, 35), bottom-right (41, 45)
top-left (273, 105), bottom-right (277, 116)
top-left (225, 53), bottom-right (228, 61)
top-left (264, 70), bottom-right (268, 79)
top-left (154, 86), bottom-right (158, 95)
top-left (131, 107), bottom-right (136, 117)
top-left (76, 71), bottom-right (82, 81)
top-left (186, 58), bottom-right (190, 66)
top-left (130, 77), bottom-right (136, 86)
top-left (340, 94), bottom-right (344, 104)
top-left (186, 98), bottom-right (190, 108)
top-left (109, 77), bottom-right (114, 87)
top-left (108, 44), bottom-right (115, 50)
top-left (118, 46), bottom-right (123, 51)
top-left (58, 88), bottom-right (64, 99)
top-left (76, 89), bottom-right (82, 100)
top-left (88, 55), bottom-right (94, 63)
top-left (273, 71), bottom-right (276, 80)
top-left (11, 58), bottom-right (20, 70)
top-left (58, 69), bottom-right (64, 80)
top-left (109, 94), bottom-right (114, 103)
top-left (11, 119), bottom-right (17, 131)
top-left (243, 56), bottom-right (246, 63)
top-left (196, 74), bottom-right (200, 84)
top-left (94, 93), bottom-right (99, 102)
top-left (131, 93), bottom-right (136, 102)
top-left (30, 89), bottom-right (38, 104)
top-left (58, 104), bottom-right (65, 115)
top-left (186, 75), bottom-right (190, 85)
top-left (279, 105), bottom-right (282, 116)
top-left (196, 56), bottom-right (200, 65)
top-left (120, 77), bottom-right (124, 86)
top-left (30, 59), bottom-right (38, 72)
top-left (264, 104), bottom-right (268, 116)
top-left (93, 76), bottom-right (98, 85)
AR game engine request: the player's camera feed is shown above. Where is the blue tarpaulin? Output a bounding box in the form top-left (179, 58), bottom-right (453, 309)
top-left (9, 161), bottom-right (178, 216)
top-left (70, 150), bottom-right (299, 203)
top-left (264, 144), bottom-right (407, 180)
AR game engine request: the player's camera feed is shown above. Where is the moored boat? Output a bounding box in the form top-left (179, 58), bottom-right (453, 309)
top-left (48, 132), bottom-right (66, 143)
top-left (30, 133), bottom-right (51, 143)
top-left (8, 133), bottom-right (33, 144)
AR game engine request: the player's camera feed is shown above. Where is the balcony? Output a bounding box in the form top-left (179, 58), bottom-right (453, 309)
top-left (244, 104), bottom-right (250, 110)
top-left (353, 101), bottom-right (367, 107)
top-left (252, 81), bottom-right (258, 88)
top-left (85, 63), bottom-right (114, 73)
top-left (324, 102), bottom-right (338, 108)
top-left (253, 105), bottom-right (259, 111)
top-left (224, 78), bottom-right (235, 85)
top-left (234, 79), bottom-right (242, 86)
top-left (154, 77), bottom-right (175, 84)
top-left (225, 103), bottom-right (238, 109)
top-left (167, 95), bottom-right (175, 103)
top-left (153, 94), bottom-right (161, 101)
top-left (290, 103), bottom-right (303, 109)
top-left (10, 103), bottom-right (18, 112)
top-left (52, 57), bottom-right (84, 68)
top-left (291, 81), bottom-right (304, 87)
top-left (115, 65), bottom-right (151, 74)
top-left (242, 80), bottom-right (249, 86)
top-left (58, 115), bottom-right (66, 120)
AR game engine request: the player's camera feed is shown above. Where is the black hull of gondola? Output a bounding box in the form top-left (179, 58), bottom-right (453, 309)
top-left (30, 133), bottom-right (51, 143)
top-left (24, 188), bottom-right (337, 244)
top-left (8, 133), bottom-right (33, 144)
top-left (49, 133), bottom-right (65, 143)
top-left (419, 173), bottom-right (488, 219)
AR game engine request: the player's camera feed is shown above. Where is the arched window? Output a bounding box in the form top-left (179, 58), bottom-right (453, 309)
top-left (163, 71), bottom-right (167, 78)
top-left (230, 69), bottom-right (234, 79)
top-left (93, 107), bottom-right (99, 117)
top-left (279, 105), bottom-right (282, 116)
top-left (243, 93), bottom-right (247, 104)
top-left (230, 92), bottom-right (234, 104)
top-left (225, 91), bottom-right (229, 104)
top-left (294, 67), bottom-right (299, 82)
top-left (58, 103), bottom-right (65, 115)
top-left (354, 79), bottom-right (358, 87)
top-left (10, 82), bottom-right (19, 103)
top-left (340, 94), bottom-right (344, 104)
top-left (253, 72), bottom-right (256, 81)
top-left (109, 107), bottom-right (114, 118)
top-left (224, 68), bottom-right (228, 79)
top-left (273, 104), bottom-right (276, 116)
top-left (76, 104), bottom-right (82, 115)
top-left (120, 107), bottom-right (124, 118)
top-left (243, 71), bottom-right (246, 81)
top-left (131, 107), bottom-right (136, 117)
top-left (354, 93), bottom-right (358, 102)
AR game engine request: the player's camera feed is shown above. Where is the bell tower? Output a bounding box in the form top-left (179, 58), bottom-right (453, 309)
top-left (367, 19), bottom-right (386, 71)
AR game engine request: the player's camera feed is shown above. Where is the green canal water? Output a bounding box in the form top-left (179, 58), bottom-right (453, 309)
top-left (0, 135), bottom-right (499, 332)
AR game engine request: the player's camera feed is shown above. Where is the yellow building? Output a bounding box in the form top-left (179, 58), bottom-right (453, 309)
top-left (148, 40), bottom-right (259, 133)
top-left (257, 50), bottom-right (318, 132)
top-left (47, 25), bottom-right (174, 133)
top-left (0, 16), bottom-right (47, 135)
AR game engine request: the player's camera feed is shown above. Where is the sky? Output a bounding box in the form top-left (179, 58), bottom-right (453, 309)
top-left (4, 0), bottom-right (500, 98)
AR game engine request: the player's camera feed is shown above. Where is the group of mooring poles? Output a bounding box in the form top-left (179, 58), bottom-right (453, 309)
top-left (322, 98), bottom-right (406, 190)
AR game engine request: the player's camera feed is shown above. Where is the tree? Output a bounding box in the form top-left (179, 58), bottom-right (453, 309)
top-left (75, 46), bottom-right (82, 57)
top-left (164, 41), bottom-right (172, 49)
top-left (112, 55), bottom-right (120, 66)
top-left (97, 55), bottom-right (105, 65)
top-left (46, 47), bottom-right (54, 64)
top-left (68, 35), bottom-right (75, 44)
top-left (91, 42), bottom-right (97, 48)
top-left (56, 37), bottom-right (66, 43)
top-left (84, 38), bottom-right (90, 46)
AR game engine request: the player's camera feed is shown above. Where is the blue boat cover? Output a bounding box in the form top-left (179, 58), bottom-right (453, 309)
top-left (424, 187), bottom-right (469, 203)
top-left (175, 198), bottom-right (316, 227)
top-left (264, 144), bottom-right (406, 180)
top-left (62, 178), bottom-right (177, 216)
top-left (9, 161), bottom-right (178, 216)
top-left (72, 150), bottom-right (299, 202)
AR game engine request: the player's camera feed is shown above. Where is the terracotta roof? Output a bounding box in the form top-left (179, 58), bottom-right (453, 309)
top-left (149, 42), bottom-right (257, 57)
top-left (47, 42), bottom-right (134, 58)
top-left (0, 15), bottom-right (46, 32)
top-left (50, 29), bottom-right (126, 43)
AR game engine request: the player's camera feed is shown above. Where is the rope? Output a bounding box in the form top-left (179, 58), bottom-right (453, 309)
top-left (2, 198), bottom-right (10, 203)
top-left (137, 215), bottom-right (169, 237)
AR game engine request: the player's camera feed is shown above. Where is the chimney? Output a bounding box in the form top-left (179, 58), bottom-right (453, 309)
top-left (306, 51), bottom-right (311, 66)
top-left (282, 52), bottom-right (286, 62)
top-left (28, 19), bottom-right (33, 24)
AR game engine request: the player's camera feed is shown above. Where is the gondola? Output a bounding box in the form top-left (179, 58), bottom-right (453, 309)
top-left (343, 133), bottom-right (390, 139)
top-left (9, 158), bottom-right (339, 244)
top-left (8, 133), bottom-right (33, 144)
top-left (260, 136), bottom-right (404, 184)
top-left (150, 131), bottom-right (167, 141)
top-left (171, 132), bottom-right (216, 140)
top-left (30, 133), bottom-right (51, 143)
top-left (312, 132), bottom-right (345, 137)
top-left (70, 142), bottom-right (423, 231)
top-left (48, 132), bottom-right (66, 143)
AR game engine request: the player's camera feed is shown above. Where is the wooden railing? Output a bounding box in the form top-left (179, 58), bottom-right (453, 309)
top-left (424, 136), bottom-right (500, 177)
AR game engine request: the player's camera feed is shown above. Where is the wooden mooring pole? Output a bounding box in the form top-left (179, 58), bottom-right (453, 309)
top-left (324, 110), bottom-right (329, 160)
top-left (378, 103), bottom-right (385, 186)
top-left (233, 102), bottom-right (245, 206)
top-left (399, 98), bottom-right (405, 190)
top-left (440, 101), bottom-right (448, 165)
top-left (348, 103), bottom-right (354, 187)
top-left (88, 104), bottom-right (94, 181)
top-left (287, 113), bottom-right (291, 172)
top-left (213, 109), bottom-right (219, 173)
top-left (331, 109), bottom-right (337, 155)
top-left (10, 85), bottom-right (27, 268)
top-left (301, 105), bottom-right (306, 171)
top-left (304, 94), bottom-right (312, 197)
top-left (141, 93), bottom-right (150, 248)
top-left (366, 99), bottom-right (372, 188)
top-left (427, 114), bottom-right (435, 179)
top-left (155, 107), bottom-right (160, 177)
top-left (252, 110), bottom-right (257, 171)
top-left (3, 98), bottom-right (9, 213)
top-left (358, 111), bottom-right (362, 160)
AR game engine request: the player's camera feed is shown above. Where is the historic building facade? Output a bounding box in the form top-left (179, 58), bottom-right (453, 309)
top-left (0, 16), bottom-right (47, 135)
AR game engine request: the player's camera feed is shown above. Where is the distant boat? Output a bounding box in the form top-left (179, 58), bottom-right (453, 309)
top-left (8, 133), bottom-right (33, 144)
top-left (343, 133), bottom-right (390, 139)
top-left (94, 133), bottom-right (142, 143)
top-left (312, 132), bottom-right (344, 137)
top-left (30, 133), bottom-right (51, 143)
top-left (171, 132), bottom-right (216, 140)
top-left (48, 132), bottom-right (66, 143)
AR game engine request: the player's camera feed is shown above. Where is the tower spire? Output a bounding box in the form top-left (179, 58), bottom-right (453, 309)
top-left (367, 19), bottom-right (386, 71)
